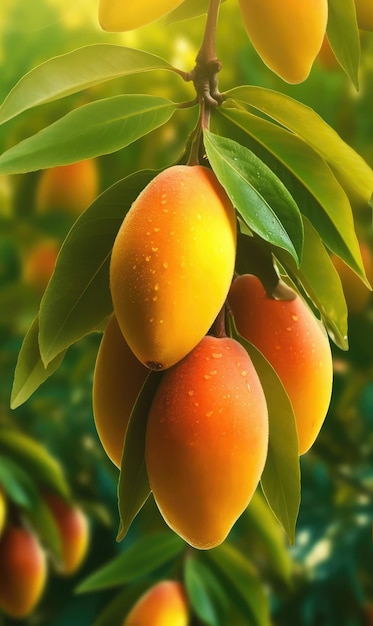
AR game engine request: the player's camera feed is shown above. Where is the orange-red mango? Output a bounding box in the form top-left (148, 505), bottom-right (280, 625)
top-left (123, 580), bottom-right (189, 626)
top-left (146, 335), bottom-right (268, 549)
top-left (228, 274), bottom-right (333, 454)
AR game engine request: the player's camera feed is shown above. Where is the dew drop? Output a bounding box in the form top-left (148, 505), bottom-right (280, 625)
top-left (206, 411), bottom-right (213, 417)
top-left (152, 247), bottom-right (159, 252)
top-left (203, 374), bottom-right (211, 380)
top-left (212, 353), bottom-right (223, 359)
top-left (163, 262), bottom-right (169, 269)
top-left (241, 370), bottom-right (248, 377)
top-left (154, 227), bottom-right (160, 232)
top-left (154, 283), bottom-right (160, 291)
top-left (188, 390), bottom-right (195, 397)
top-left (152, 296), bottom-right (158, 302)
top-left (145, 256), bottom-right (151, 262)
top-left (291, 314), bottom-right (299, 322)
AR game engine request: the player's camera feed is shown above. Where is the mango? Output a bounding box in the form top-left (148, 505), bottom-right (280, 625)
top-left (23, 238), bottom-right (59, 294)
top-left (0, 526), bottom-right (47, 618)
top-left (99, 0), bottom-right (185, 32)
top-left (123, 580), bottom-right (189, 626)
top-left (331, 242), bottom-right (373, 315)
top-left (145, 335), bottom-right (268, 549)
top-left (355, 0), bottom-right (373, 30)
top-left (110, 165), bottom-right (237, 371)
top-left (45, 493), bottom-right (89, 575)
top-left (238, 0), bottom-right (328, 83)
top-left (228, 274), bottom-right (333, 454)
top-left (35, 159), bottom-right (99, 216)
top-left (93, 314), bottom-right (148, 467)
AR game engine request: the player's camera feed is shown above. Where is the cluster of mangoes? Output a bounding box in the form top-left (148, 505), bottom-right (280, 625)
top-left (98, 0), bottom-right (373, 84)
top-left (0, 486), bottom-right (89, 618)
top-left (93, 164), bottom-right (333, 550)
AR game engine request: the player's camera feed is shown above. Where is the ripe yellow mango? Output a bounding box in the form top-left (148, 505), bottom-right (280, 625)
top-left (123, 580), bottom-right (189, 626)
top-left (93, 314), bottom-right (148, 467)
top-left (0, 526), bottom-right (47, 618)
top-left (110, 165), bottom-right (236, 371)
top-left (228, 274), bottom-right (333, 454)
top-left (99, 0), bottom-right (185, 32)
top-left (238, 0), bottom-right (328, 83)
top-left (145, 335), bottom-right (268, 549)
top-left (355, 0), bottom-right (373, 30)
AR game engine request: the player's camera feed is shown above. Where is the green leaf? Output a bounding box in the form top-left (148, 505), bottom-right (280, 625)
top-left (117, 372), bottom-right (162, 541)
top-left (216, 105), bottom-right (365, 283)
top-left (275, 217), bottom-right (348, 350)
top-left (0, 428), bottom-right (70, 498)
top-left (225, 85), bottom-right (373, 212)
top-left (0, 45), bottom-right (178, 126)
top-left (203, 129), bottom-right (303, 265)
top-left (10, 316), bottom-right (66, 409)
top-left (184, 557), bottom-right (229, 626)
top-left (77, 532), bottom-right (184, 593)
top-left (239, 490), bottom-right (293, 584)
top-left (24, 495), bottom-right (63, 562)
top-left (229, 322), bottom-right (300, 543)
top-left (38, 170), bottom-right (157, 366)
top-left (92, 584), bottom-right (150, 626)
top-left (206, 543), bottom-right (271, 626)
top-left (327, 0), bottom-right (360, 89)
top-left (0, 454), bottom-right (39, 509)
top-left (0, 95), bottom-right (176, 174)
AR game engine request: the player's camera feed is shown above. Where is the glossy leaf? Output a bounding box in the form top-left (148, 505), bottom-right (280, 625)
top-left (0, 429), bottom-right (70, 498)
top-left (216, 105), bottom-right (365, 282)
top-left (327, 0), bottom-right (360, 89)
top-left (0, 454), bottom-right (39, 510)
top-left (229, 322), bottom-right (300, 543)
top-left (240, 490), bottom-right (293, 584)
top-left (206, 543), bottom-right (271, 626)
top-left (184, 557), bottom-right (229, 626)
top-left (92, 584), bottom-right (150, 626)
top-left (203, 129), bottom-right (303, 265)
top-left (11, 316), bottom-right (66, 409)
top-left (0, 95), bottom-right (176, 174)
top-left (225, 86), bottom-right (373, 212)
top-left (117, 372), bottom-right (162, 541)
top-left (77, 532), bottom-right (184, 592)
top-left (38, 171), bottom-right (157, 366)
top-left (275, 217), bottom-right (348, 350)
top-left (0, 45), bottom-right (178, 126)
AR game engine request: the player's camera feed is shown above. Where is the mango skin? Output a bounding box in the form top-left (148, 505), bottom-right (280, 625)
top-left (45, 493), bottom-right (89, 575)
top-left (228, 274), bottom-right (333, 455)
top-left (238, 0), bottom-right (328, 84)
top-left (93, 314), bottom-right (149, 467)
top-left (123, 580), bottom-right (188, 626)
top-left (0, 526), bottom-right (47, 618)
top-left (23, 238), bottom-right (59, 294)
top-left (110, 165), bottom-right (237, 371)
top-left (145, 335), bottom-right (268, 549)
top-left (99, 0), bottom-right (185, 32)
top-left (35, 159), bottom-right (99, 216)
top-left (355, 0), bottom-right (373, 30)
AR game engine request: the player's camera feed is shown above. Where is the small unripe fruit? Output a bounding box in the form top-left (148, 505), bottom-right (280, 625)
top-left (331, 242), bottom-right (373, 315)
top-left (355, 0), bottom-right (373, 31)
top-left (0, 526), bottom-right (47, 618)
top-left (123, 580), bottom-right (189, 626)
top-left (23, 239), bottom-right (59, 294)
top-left (99, 0), bottom-right (185, 32)
top-left (146, 335), bottom-right (268, 549)
top-left (110, 165), bottom-right (237, 371)
top-left (35, 159), bottom-right (99, 216)
top-left (45, 493), bottom-right (89, 575)
top-left (238, 0), bottom-right (328, 83)
top-left (93, 314), bottom-right (148, 467)
top-left (228, 274), bottom-right (333, 455)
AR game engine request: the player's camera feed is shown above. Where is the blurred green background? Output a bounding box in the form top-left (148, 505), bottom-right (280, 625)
top-left (0, 0), bottom-right (373, 624)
